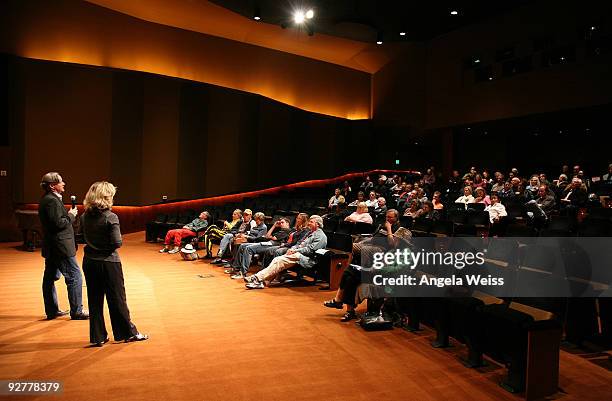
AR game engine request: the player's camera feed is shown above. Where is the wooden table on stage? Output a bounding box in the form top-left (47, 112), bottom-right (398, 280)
top-left (15, 210), bottom-right (42, 252)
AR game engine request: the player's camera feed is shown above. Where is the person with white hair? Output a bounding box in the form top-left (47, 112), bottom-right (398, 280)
top-left (560, 177), bottom-right (588, 210)
top-left (245, 215), bottom-right (327, 289)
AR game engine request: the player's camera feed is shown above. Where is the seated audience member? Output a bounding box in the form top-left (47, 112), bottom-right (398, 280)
top-left (374, 176), bottom-right (389, 199)
top-left (416, 188), bottom-right (428, 204)
top-left (481, 170), bottom-right (492, 187)
top-left (201, 209), bottom-right (242, 258)
top-left (572, 165), bottom-right (581, 178)
top-left (526, 175), bottom-right (541, 197)
top-left (525, 184), bottom-right (556, 223)
top-left (539, 173), bottom-right (550, 187)
top-left (517, 180), bottom-right (534, 202)
top-left (553, 174), bottom-right (569, 198)
top-left (576, 170), bottom-right (590, 191)
top-left (474, 187), bottom-right (491, 206)
top-left (244, 216), bottom-right (327, 289)
top-left (211, 209), bottom-right (253, 263)
top-left (603, 163), bottom-right (612, 182)
top-left (403, 199), bottom-right (422, 218)
top-left (491, 172), bottom-right (505, 193)
top-left (422, 168), bottom-right (435, 192)
top-left (390, 176), bottom-right (403, 193)
top-left (365, 191), bottom-right (379, 208)
top-left (484, 193), bottom-right (507, 224)
top-left (561, 165), bottom-right (571, 177)
top-left (395, 184), bottom-right (413, 209)
top-left (419, 201), bottom-right (441, 221)
top-left (373, 197), bottom-right (388, 223)
top-left (345, 202), bottom-right (373, 224)
top-left (498, 181), bottom-right (515, 200)
top-left (325, 196), bottom-right (348, 220)
top-left (560, 177), bottom-right (588, 211)
top-left (352, 210), bottom-right (401, 267)
top-left (340, 181), bottom-right (352, 198)
top-left (359, 175), bottom-right (374, 193)
top-left (160, 211), bottom-right (211, 254)
top-left (220, 212), bottom-right (267, 269)
top-left (448, 170), bottom-right (462, 197)
top-left (232, 212), bottom-right (267, 246)
top-left (261, 213), bottom-right (310, 268)
top-left (229, 218), bottom-right (292, 279)
top-left (473, 174), bottom-right (486, 189)
top-left (324, 209), bottom-right (406, 321)
top-left (455, 186), bottom-right (475, 208)
top-left (328, 188), bottom-right (342, 210)
top-left (432, 191), bottom-right (444, 210)
top-left (510, 176), bottom-right (521, 193)
top-left (463, 166), bottom-right (477, 181)
top-left (348, 191), bottom-right (366, 207)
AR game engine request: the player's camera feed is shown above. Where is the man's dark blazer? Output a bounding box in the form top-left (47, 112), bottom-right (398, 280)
top-left (38, 192), bottom-right (76, 259)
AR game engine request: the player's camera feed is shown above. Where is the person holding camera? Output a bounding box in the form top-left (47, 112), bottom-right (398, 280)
top-left (39, 172), bottom-right (88, 321)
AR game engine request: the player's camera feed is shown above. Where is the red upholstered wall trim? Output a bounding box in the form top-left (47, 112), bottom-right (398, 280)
top-left (17, 169), bottom-right (419, 234)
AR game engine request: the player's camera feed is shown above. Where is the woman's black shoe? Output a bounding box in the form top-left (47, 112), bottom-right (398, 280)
top-left (93, 338), bottom-right (109, 347)
top-left (323, 299), bottom-right (343, 309)
top-left (341, 310), bottom-right (357, 322)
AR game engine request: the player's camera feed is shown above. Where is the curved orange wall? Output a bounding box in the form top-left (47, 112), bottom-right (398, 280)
top-left (0, 0), bottom-right (371, 120)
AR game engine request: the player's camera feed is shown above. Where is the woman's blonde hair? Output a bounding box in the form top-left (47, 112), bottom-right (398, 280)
top-left (357, 202), bottom-right (368, 212)
top-left (296, 213), bottom-right (309, 229)
top-left (83, 181), bottom-right (116, 211)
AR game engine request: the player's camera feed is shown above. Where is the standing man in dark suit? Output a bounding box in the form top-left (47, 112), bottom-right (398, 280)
top-left (39, 172), bottom-right (88, 320)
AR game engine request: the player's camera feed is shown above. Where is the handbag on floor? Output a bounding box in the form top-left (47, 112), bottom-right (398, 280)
top-left (359, 311), bottom-right (394, 331)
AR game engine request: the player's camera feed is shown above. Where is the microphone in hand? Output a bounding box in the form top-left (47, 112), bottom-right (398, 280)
top-left (70, 195), bottom-right (77, 209)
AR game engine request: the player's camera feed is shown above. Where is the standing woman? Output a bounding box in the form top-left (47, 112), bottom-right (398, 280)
top-left (81, 181), bottom-right (148, 346)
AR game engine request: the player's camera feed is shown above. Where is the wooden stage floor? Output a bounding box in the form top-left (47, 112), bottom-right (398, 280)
top-left (0, 232), bottom-right (610, 401)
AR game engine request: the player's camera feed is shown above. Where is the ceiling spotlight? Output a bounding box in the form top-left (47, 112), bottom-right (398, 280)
top-left (488, 76), bottom-right (493, 81)
top-left (376, 40), bottom-right (383, 45)
top-left (376, 31), bottom-right (383, 45)
top-left (400, 32), bottom-right (406, 36)
top-left (293, 10), bottom-right (305, 24)
top-left (591, 26), bottom-right (596, 31)
top-left (253, 6), bottom-right (261, 20)
top-left (450, 10), bottom-right (459, 16)
top-left (306, 9), bottom-right (314, 19)
top-left (474, 58), bottom-right (480, 63)
top-left (254, 16), bottom-right (261, 21)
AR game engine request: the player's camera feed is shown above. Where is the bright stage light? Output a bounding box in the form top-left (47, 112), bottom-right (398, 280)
top-left (294, 10), bottom-right (305, 24)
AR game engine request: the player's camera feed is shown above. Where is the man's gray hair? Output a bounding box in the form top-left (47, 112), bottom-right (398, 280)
top-left (40, 172), bottom-right (62, 192)
top-left (254, 212), bottom-right (265, 220)
top-left (309, 215), bottom-right (324, 228)
top-left (387, 209), bottom-right (399, 218)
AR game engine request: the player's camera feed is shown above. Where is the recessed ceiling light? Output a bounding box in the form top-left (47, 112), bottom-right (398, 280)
top-left (591, 26), bottom-right (596, 31)
top-left (306, 9), bottom-right (314, 19)
top-left (400, 32), bottom-right (406, 36)
top-left (488, 77), bottom-right (493, 81)
top-left (253, 16), bottom-right (260, 20)
top-left (293, 10), bottom-right (305, 24)
top-left (376, 41), bottom-right (383, 45)
top-left (474, 58), bottom-right (480, 63)
top-left (450, 10), bottom-right (458, 16)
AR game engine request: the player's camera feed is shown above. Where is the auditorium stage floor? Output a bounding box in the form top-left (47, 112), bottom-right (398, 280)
top-left (0, 233), bottom-right (610, 401)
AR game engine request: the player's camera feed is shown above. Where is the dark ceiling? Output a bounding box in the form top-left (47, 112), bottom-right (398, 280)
top-left (208, 0), bottom-right (537, 43)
